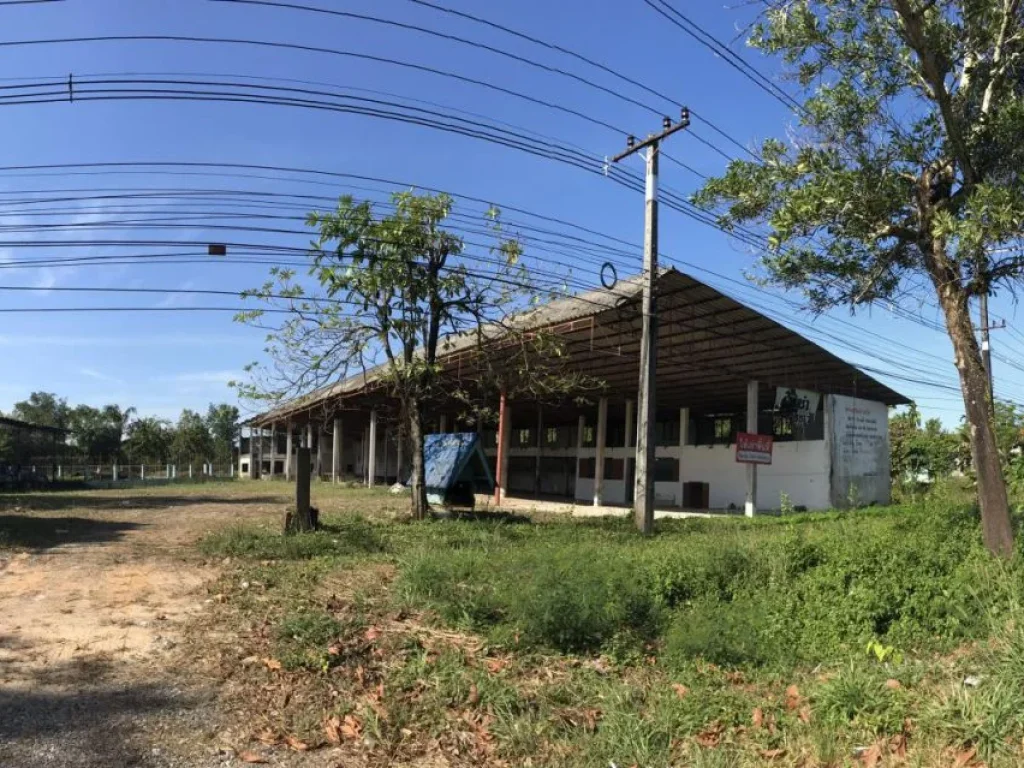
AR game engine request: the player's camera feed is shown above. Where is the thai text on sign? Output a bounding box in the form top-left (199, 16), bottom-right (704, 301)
top-left (736, 432), bottom-right (773, 465)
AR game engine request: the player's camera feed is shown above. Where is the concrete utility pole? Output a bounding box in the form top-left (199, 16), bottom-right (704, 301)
top-left (611, 108), bottom-right (690, 535)
top-left (979, 293), bottom-right (1005, 405)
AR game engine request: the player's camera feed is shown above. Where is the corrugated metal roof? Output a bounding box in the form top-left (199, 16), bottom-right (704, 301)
top-left (249, 267), bottom-right (908, 423)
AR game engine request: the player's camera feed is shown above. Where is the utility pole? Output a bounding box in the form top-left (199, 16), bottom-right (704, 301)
top-left (611, 108), bottom-right (690, 535)
top-left (979, 292), bottom-right (1005, 405)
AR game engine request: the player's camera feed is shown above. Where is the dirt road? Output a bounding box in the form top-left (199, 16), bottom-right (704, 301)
top-left (0, 486), bottom-right (283, 767)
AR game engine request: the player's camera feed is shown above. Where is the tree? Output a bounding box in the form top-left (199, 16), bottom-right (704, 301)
top-left (125, 417), bottom-right (173, 465)
top-left (68, 404), bottom-right (134, 462)
top-left (171, 409), bottom-right (214, 466)
top-left (237, 191), bottom-right (571, 521)
top-left (206, 403), bottom-right (240, 465)
top-left (890, 404), bottom-right (959, 484)
top-left (693, 0), bottom-right (1024, 555)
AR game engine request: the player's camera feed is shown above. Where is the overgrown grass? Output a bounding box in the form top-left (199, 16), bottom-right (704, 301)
top-left (193, 487), bottom-right (1024, 767)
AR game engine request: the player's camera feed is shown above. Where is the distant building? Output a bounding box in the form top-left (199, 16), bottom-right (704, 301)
top-left (240, 269), bottom-right (907, 511)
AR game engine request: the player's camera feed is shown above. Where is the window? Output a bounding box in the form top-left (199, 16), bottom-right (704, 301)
top-left (582, 425), bottom-right (596, 447)
top-left (516, 428), bottom-right (533, 448)
top-left (655, 420), bottom-right (681, 447)
top-left (654, 457), bottom-right (679, 483)
top-left (240, 462), bottom-right (249, 474)
top-left (546, 427), bottom-right (559, 445)
top-left (714, 417), bottom-right (734, 441)
top-left (604, 457), bottom-right (625, 480)
top-left (578, 457), bottom-right (596, 479)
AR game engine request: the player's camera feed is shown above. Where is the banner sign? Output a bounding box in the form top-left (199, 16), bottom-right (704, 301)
top-left (736, 432), bottom-right (773, 465)
top-left (775, 387), bottom-right (821, 424)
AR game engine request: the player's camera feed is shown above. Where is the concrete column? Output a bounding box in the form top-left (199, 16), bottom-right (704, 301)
top-left (625, 398), bottom-right (635, 449)
top-left (494, 391), bottom-right (510, 505)
top-left (189, 464), bottom-right (193, 479)
top-left (57, 465), bottom-right (62, 480)
top-left (593, 397), bottom-right (608, 507)
top-left (746, 381), bottom-right (759, 518)
top-left (285, 421), bottom-right (293, 481)
top-left (575, 414), bottom-right (585, 502)
top-left (332, 417), bottom-right (342, 484)
top-left (678, 407), bottom-right (689, 507)
top-left (362, 426), bottom-right (369, 485)
top-left (396, 424), bottom-right (405, 483)
top-left (112, 463), bottom-right (119, 482)
top-left (534, 407), bottom-right (543, 497)
top-left (318, 425), bottom-right (327, 479)
top-left (270, 421), bottom-right (278, 478)
top-left (368, 410), bottom-right (378, 488)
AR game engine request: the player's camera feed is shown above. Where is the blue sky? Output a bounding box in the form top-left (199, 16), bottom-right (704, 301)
top-left (0, 0), bottom-right (1019, 425)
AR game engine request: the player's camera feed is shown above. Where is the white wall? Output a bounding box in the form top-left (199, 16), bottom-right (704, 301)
top-left (681, 441), bottom-right (830, 510)
top-left (827, 395), bottom-right (891, 507)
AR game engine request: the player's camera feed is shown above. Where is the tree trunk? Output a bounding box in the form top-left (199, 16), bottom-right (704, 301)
top-left (937, 286), bottom-right (1014, 556)
top-left (407, 398), bottom-right (429, 520)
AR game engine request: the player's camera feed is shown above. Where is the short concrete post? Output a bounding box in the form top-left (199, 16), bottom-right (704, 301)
top-left (57, 465), bottom-right (62, 480)
top-left (189, 464), bottom-right (193, 479)
top-left (113, 463), bottom-right (119, 482)
top-left (141, 464), bottom-right (145, 481)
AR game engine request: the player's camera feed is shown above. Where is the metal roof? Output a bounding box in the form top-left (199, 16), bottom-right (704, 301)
top-left (249, 268), bottom-right (908, 424)
top-left (0, 416), bottom-right (69, 434)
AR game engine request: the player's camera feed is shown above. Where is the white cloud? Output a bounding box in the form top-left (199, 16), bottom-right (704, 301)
top-left (79, 367), bottom-right (124, 385)
top-left (169, 370), bottom-right (241, 385)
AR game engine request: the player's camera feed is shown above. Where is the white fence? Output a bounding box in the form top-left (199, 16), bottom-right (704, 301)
top-left (53, 462), bottom-right (237, 483)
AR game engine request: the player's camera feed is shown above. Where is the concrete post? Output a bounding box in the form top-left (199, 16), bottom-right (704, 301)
top-left (141, 464), bottom-right (145, 481)
top-left (270, 421), bottom-right (277, 478)
top-left (318, 425), bottom-right (327, 479)
top-left (368, 410), bottom-right (378, 488)
top-left (172, 464), bottom-right (177, 479)
top-left (112, 463), bottom-right (119, 482)
top-left (285, 421), bottom-right (293, 481)
top-left (494, 390), bottom-right (509, 506)
top-left (383, 427), bottom-right (391, 484)
top-left (575, 414), bottom-right (585, 502)
top-left (594, 397), bottom-right (608, 507)
top-left (332, 417), bottom-right (342, 484)
top-left (534, 407), bottom-right (543, 497)
top-left (678, 407), bottom-right (689, 508)
top-left (57, 465), bottom-right (62, 480)
top-left (189, 464), bottom-right (193, 479)
top-left (745, 381), bottom-right (759, 518)
top-left (396, 423), bottom-right (405, 483)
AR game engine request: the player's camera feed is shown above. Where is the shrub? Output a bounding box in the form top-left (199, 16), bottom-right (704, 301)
top-left (663, 598), bottom-right (772, 668)
top-left (814, 662), bottom-right (909, 735)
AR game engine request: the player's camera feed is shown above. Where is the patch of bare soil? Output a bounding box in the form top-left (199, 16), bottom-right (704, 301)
top-left (0, 487), bottom-right (282, 768)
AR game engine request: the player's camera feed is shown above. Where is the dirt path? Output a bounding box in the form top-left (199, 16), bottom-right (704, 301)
top-left (0, 487), bottom-right (284, 768)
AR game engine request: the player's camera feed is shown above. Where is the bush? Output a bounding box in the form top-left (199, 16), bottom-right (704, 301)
top-left (664, 597), bottom-right (772, 667)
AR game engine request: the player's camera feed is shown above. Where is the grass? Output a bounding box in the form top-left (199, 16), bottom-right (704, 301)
top-left (180, 480), bottom-right (1024, 767)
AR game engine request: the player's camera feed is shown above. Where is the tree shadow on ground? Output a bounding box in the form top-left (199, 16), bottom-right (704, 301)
top-left (433, 509), bottom-right (533, 525)
top-left (0, 655), bottom-right (207, 768)
top-left (0, 494), bottom-right (284, 513)
top-left (0, 515), bottom-right (145, 551)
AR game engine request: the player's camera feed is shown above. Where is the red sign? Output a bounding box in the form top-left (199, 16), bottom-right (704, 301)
top-left (736, 432), bottom-right (773, 465)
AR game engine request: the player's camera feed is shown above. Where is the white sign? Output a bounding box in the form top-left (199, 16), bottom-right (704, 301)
top-left (775, 387), bottom-right (821, 423)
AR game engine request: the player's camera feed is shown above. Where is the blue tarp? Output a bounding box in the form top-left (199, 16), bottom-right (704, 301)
top-left (422, 432), bottom-right (493, 505)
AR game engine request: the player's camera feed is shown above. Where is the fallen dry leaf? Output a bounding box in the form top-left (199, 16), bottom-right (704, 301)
top-left (238, 751), bottom-right (268, 764)
top-left (885, 678), bottom-right (902, 690)
top-left (324, 715), bottom-right (342, 745)
top-left (253, 729), bottom-right (278, 746)
top-left (799, 705), bottom-right (812, 724)
top-left (752, 707), bottom-right (764, 728)
top-left (953, 746), bottom-right (977, 768)
top-left (340, 714), bottom-right (362, 740)
top-left (672, 683), bottom-right (689, 699)
top-left (284, 735), bottom-right (309, 752)
top-left (583, 708), bottom-right (601, 733)
top-left (365, 626), bottom-right (382, 642)
top-left (696, 720), bottom-right (724, 748)
top-left (890, 732), bottom-right (908, 759)
top-left (785, 684), bottom-right (802, 711)
top-left (262, 657), bottom-right (282, 672)
top-left (759, 748), bottom-right (786, 759)
top-left (467, 683), bottom-right (480, 706)
top-left (860, 744), bottom-right (883, 768)
top-left (485, 658), bottom-right (508, 674)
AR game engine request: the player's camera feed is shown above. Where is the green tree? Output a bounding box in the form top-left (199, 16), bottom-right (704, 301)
top-left (125, 417), bottom-right (173, 465)
top-left (891, 404), bottom-right (959, 485)
top-left (68, 404), bottom-right (134, 462)
top-left (11, 392), bottom-right (69, 429)
top-left (693, 0), bottom-right (1024, 555)
top-left (171, 409), bottom-right (214, 466)
top-left (205, 403), bottom-right (240, 466)
top-left (237, 191), bottom-right (566, 522)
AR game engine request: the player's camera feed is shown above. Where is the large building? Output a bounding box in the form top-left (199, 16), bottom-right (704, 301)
top-left (240, 269), bottom-right (908, 512)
